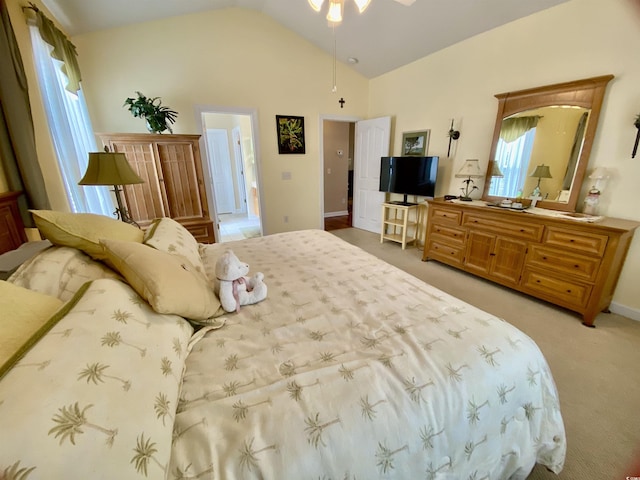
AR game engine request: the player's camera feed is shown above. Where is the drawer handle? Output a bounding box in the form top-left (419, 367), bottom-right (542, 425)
top-left (536, 280), bottom-right (541, 283)
top-left (542, 256), bottom-right (547, 260)
top-left (569, 239), bottom-right (575, 242)
top-left (574, 265), bottom-right (580, 268)
top-left (519, 229), bottom-right (525, 232)
top-left (566, 289), bottom-right (572, 293)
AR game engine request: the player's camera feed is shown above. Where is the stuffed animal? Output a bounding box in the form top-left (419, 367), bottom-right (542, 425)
top-left (214, 249), bottom-right (267, 313)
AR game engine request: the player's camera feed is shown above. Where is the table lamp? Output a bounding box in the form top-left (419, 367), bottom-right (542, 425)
top-left (529, 164), bottom-right (552, 197)
top-left (455, 159), bottom-right (484, 201)
top-left (79, 149), bottom-right (144, 224)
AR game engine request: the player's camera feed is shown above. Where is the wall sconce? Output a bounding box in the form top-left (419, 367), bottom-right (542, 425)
top-left (447, 119), bottom-right (460, 157)
top-left (633, 113), bottom-right (640, 158)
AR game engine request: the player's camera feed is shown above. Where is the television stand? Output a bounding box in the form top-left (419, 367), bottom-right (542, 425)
top-left (380, 202), bottom-right (419, 250)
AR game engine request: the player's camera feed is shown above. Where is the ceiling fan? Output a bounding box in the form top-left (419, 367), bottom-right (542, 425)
top-left (308, 0), bottom-right (416, 24)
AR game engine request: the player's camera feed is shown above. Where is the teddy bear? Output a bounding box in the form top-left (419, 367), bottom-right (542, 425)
top-left (214, 249), bottom-right (267, 313)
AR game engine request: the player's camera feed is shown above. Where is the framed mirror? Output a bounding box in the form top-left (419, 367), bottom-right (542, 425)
top-left (482, 75), bottom-right (613, 212)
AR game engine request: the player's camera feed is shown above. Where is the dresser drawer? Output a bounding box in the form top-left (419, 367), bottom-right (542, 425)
top-left (430, 207), bottom-right (462, 225)
top-left (429, 224), bottom-right (466, 246)
top-left (426, 239), bottom-right (465, 266)
top-left (521, 268), bottom-right (592, 309)
top-left (527, 245), bottom-right (600, 282)
top-left (543, 226), bottom-right (607, 256)
top-left (462, 213), bottom-right (544, 241)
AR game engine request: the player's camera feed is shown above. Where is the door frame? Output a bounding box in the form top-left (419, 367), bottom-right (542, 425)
top-left (318, 114), bottom-right (362, 229)
top-left (194, 105), bottom-right (263, 241)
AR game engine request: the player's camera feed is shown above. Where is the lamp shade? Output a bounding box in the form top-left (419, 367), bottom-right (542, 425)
top-left (79, 152), bottom-right (144, 186)
top-left (327, 0), bottom-right (344, 22)
top-left (308, 0), bottom-right (325, 12)
top-left (455, 159), bottom-right (484, 178)
top-left (530, 164), bottom-right (552, 179)
top-left (353, 0), bottom-right (372, 13)
top-left (490, 162), bottom-right (504, 178)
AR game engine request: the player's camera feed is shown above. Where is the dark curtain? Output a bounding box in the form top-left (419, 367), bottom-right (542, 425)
top-left (562, 112), bottom-right (589, 190)
top-left (0, 0), bottom-right (50, 227)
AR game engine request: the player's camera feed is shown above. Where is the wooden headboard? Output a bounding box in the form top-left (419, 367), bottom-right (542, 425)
top-left (0, 191), bottom-right (28, 255)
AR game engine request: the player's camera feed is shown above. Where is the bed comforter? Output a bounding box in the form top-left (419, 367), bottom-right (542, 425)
top-left (170, 230), bottom-right (565, 479)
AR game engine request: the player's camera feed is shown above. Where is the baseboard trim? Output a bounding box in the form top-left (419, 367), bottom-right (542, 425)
top-left (609, 302), bottom-right (640, 322)
top-left (324, 211), bottom-right (349, 218)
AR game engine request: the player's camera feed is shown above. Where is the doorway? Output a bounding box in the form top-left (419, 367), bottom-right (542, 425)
top-left (322, 119), bottom-right (355, 231)
top-left (320, 115), bottom-right (391, 234)
top-left (196, 107), bottom-right (263, 243)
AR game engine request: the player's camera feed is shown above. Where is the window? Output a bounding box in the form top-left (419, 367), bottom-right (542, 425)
top-left (28, 25), bottom-right (114, 215)
top-left (488, 128), bottom-right (536, 198)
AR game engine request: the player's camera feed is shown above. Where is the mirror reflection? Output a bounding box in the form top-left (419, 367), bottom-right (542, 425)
top-left (488, 105), bottom-right (590, 202)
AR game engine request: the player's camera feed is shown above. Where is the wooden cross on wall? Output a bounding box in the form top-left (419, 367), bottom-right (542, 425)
top-left (338, 97), bottom-right (345, 108)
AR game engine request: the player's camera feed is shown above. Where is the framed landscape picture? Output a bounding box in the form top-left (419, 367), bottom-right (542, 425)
top-left (276, 115), bottom-right (306, 154)
top-left (401, 130), bottom-right (430, 156)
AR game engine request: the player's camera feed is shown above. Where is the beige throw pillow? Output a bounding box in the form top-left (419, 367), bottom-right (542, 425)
top-left (143, 217), bottom-right (204, 273)
top-left (100, 239), bottom-right (223, 322)
top-left (0, 281), bottom-right (64, 378)
top-left (30, 210), bottom-right (143, 260)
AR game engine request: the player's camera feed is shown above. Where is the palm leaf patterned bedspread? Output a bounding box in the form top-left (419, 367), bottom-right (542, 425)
top-left (171, 230), bottom-right (566, 479)
top-left (0, 278), bottom-right (194, 480)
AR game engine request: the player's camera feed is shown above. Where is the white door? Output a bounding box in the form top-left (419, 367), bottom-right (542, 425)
top-left (206, 129), bottom-right (235, 215)
top-left (232, 127), bottom-right (248, 215)
top-left (353, 116), bottom-right (391, 233)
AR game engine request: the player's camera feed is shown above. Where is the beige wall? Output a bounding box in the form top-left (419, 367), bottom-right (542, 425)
top-left (323, 120), bottom-right (350, 214)
top-left (72, 8), bottom-right (369, 234)
top-left (369, 0), bottom-right (640, 313)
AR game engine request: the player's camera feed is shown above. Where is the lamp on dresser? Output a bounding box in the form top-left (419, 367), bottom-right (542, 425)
top-left (78, 148), bottom-right (144, 225)
top-left (455, 158), bottom-right (484, 201)
top-left (529, 164), bottom-right (552, 198)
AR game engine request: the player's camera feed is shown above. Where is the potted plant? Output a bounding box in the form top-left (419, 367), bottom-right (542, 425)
top-left (123, 92), bottom-right (178, 134)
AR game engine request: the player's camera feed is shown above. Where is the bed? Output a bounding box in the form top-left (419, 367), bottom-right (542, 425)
top-left (0, 211), bottom-right (566, 479)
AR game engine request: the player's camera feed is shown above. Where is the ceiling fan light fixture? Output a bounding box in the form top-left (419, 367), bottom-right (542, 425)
top-left (327, 0), bottom-right (344, 23)
top-left (353, 0), bottom-right (372, 13)
top-left (308, 0), bottom-right (325, 12)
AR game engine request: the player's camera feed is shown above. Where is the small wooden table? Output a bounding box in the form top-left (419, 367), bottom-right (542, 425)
top-left (380, 202), bottom-right (418, 249)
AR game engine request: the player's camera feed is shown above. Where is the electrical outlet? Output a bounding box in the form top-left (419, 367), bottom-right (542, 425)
top-left (337, 149), bottom-right (344, 157)
top-left (327, 168), bottom-right (332, 174)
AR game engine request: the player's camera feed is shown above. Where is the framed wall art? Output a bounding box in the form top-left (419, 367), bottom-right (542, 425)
top-left (276, 115), bottom-right (306, 154)
top-left (401, 130), bottom-right (430, 156)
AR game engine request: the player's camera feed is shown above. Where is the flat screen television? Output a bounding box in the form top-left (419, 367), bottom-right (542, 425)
top-left (379, 156), bottom-right (439, 205)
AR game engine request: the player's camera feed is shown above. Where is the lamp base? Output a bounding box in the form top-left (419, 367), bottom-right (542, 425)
top-left (458, 196), bottom-right (473, 201)
top-left (113, 185), bottom-right (139, 227)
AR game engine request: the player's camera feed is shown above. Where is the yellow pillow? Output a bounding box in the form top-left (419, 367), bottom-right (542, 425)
top-left (30, 210), bottom-right (143, 260)
top-left (0, 281), bottom-right (64, 378)
top-left (100, 239), bottom-right (224, 322)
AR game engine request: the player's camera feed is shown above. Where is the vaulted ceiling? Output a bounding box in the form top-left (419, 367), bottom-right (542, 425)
top-left (42, 0), bottom-right (569, 78)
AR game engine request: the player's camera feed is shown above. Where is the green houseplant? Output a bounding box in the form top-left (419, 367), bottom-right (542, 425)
top-left (123, 92), bottom-right (178, 134)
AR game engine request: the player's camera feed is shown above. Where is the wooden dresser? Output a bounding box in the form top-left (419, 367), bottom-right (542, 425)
top-left (422, 198), bottom-right (640, 326)
top-left (99, 133), bottom-right (215, 243)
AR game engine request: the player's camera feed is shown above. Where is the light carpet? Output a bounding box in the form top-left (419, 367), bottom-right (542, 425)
top-left (330, 227), bottom-right (640, 480)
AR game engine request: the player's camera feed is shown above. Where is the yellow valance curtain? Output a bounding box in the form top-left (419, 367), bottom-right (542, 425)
top-left (499, 116), bottom-right (542, 143)
top-left (31, 7), bottom-right (82, 93)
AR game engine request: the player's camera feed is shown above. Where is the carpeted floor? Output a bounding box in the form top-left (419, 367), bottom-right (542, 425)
top-left (330, 227), bottom-right (640, 480)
